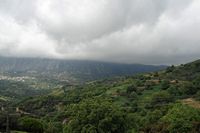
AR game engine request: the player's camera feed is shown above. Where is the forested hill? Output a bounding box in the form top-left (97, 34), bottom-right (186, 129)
top-left (3, 59), bottom-right (200, 133)
top-left (0, 57), bottom-right (166, 82)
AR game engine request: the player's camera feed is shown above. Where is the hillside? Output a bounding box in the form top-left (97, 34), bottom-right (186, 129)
top-left (1, 59), bottom-right (200, 132)
top-left (0, 57), bottom-right (166, 82)
top-left (0, 57), bottom-right (166, 105)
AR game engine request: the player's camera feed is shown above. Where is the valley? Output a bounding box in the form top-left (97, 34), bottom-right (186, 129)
top-left (0, 59), bottom-right (200, 132)
top-left (0, 57), bottom-right (166, 106)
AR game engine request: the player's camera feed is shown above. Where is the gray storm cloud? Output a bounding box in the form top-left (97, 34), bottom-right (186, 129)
top-left (0, 0), bottom-right (199, 65)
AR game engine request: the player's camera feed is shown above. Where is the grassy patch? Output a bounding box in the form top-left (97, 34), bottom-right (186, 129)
top-left (181, 98), bottom-right (200, 109)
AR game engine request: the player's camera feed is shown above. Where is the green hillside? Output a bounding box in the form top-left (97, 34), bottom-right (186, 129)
top-left (1, 60), bottom-right (200, 132)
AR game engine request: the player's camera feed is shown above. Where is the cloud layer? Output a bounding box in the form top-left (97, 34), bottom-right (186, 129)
top-left (0, 0), bottom-right (200, 64)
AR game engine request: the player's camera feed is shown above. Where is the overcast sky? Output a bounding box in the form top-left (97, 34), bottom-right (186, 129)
top-left (0, 0), bottom-right (200, 65)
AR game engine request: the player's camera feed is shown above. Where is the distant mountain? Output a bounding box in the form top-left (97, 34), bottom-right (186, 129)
top-left (0, 57), bottom-right (166, 82)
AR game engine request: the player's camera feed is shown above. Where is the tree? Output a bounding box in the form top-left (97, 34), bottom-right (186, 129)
top-left (45, 121), bottom-right (62, 133)
top-left (126, 85), bottom-right (137, 94)
top-left (160, 80), bottom-right (170, 90)
top-left (161, 103), bottom-right (200, 133)
top-left (195, 91), bottom-right (200, 101)
top-left (166, 65), bottom-right (175, 73)
top-left (149, 91), bottom-right (174, 108)
top-left (167, 86), bottom-right (182, 96)
top-left (193, 76), bottom-right (200, 90)
top-left (63, 99), bottom-right (132, 133)
top-left (180, 82), bottom-right (197, 96)
top-left (18, 116), bottom-right (44, 133)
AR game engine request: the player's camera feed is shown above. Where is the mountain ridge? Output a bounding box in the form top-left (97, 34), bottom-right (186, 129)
top-left (0, 56), bottom-right (166, 82)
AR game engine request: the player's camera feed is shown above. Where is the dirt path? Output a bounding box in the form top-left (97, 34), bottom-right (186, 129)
top-left (181, 98), bottom-right (200, 109)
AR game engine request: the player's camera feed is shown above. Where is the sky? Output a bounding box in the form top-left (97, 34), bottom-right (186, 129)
top-left (0, 0), bottom-right (200, 65)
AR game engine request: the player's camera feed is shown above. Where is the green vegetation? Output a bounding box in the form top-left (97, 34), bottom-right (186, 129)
top-left (63, 99), bottom-right (131, 133)
top-left (1, 59), bottom-right (200, 132)
top-left (161, 103), bottom-right (200, 133)
top-left (18, 116), bottom-right (44, 133)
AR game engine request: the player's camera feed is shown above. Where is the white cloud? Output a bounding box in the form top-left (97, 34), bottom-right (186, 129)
top-left (0, 13), bottom-right (60, 58)
top-left (0, 0), bottom-right (200, 64)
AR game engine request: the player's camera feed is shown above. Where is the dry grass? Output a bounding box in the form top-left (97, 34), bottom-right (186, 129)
top-left (181, 98), bottom-right (200, 109)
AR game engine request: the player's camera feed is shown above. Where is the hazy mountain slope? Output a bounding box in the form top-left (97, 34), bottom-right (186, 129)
top-left (159, 59), bottom-right (200, 81)
top-left (0, 57), bottom-right (166, 82)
